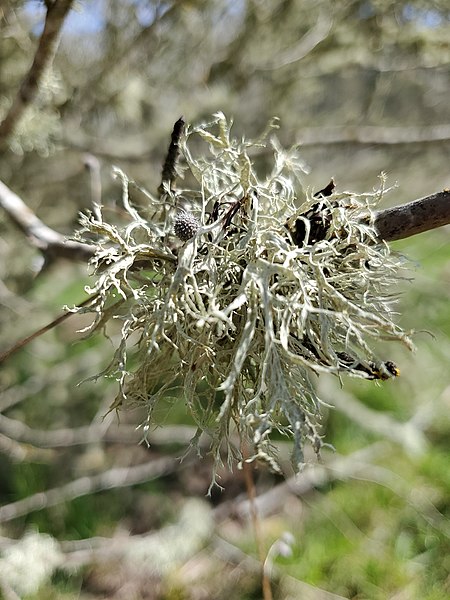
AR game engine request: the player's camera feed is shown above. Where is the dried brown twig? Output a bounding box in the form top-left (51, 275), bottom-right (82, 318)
top-left (374, 189), bottom-right (450, 241)
top-left (0, 295), bottom-right (93, 365)
top-left (241, 443), bottom-right (273, 600)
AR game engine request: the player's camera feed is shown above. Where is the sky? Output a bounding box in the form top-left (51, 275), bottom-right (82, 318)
top-left (22, 0), bottom-right (450, 38)
top-left (23, 0), bottom-right (161, 36)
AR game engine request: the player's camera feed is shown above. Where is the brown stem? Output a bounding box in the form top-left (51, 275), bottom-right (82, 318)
top-left (0, 0), bottom-right (74, 145)
top-left (374, 189), bottom-right (450, 242)
top-left (0, 295), bottom-right (94, 365)
top-left (241, 443), bottom-right (273, 600)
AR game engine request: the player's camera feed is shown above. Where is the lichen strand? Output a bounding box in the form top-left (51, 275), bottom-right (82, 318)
top-left (76, 113), bottom-right (413, 478)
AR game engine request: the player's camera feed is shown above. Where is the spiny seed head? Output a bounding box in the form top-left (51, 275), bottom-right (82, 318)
top-left (174, 210), bottom-right (200, 241)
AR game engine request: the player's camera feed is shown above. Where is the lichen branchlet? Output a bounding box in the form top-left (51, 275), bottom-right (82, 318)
top-left (75, 112), bottom-right (413, 484)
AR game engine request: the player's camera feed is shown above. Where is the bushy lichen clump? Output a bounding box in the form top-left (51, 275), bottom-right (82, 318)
top-left (75, 113), bottom-right (412, 480)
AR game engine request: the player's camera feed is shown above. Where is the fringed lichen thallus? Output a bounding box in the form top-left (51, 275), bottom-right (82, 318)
top-left (75, 113), bottom-right (413, 484)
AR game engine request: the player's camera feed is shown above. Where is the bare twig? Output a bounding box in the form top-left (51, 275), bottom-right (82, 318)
top-left (241, 444), bottom-right (273, 600)
top-left (0, 413), bottom-right (202, 450)
top-left (299, 124), bottom-right (450, 146)
top-left (318, 380), bottom-right (428, 455)
top-left (82, 153), bottom-right (102, 220)
top-left (374, 189), bottom-right (450, 242)
top-left (0, 179), bottom-right (95, 261)
top-left (213, 537), bottom-right (348, 600)
top-left (0, 433), bottom-right (27, 462)
top-left (0, 0), bottom-right (74, 145)
top-left (0, 295), bottom-right (93, 365)
top-left (218, 443), bottom-right (390, 521)
top-left (0, 455), bottom-right (180, 523)
top-left (261, 13), bottom-right (332, 70)
top-left (0, 413), bottom-right (136, 448)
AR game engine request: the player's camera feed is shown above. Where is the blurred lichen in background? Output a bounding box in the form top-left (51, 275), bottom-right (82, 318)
top-left (73, 113), bottom-right (414, 483)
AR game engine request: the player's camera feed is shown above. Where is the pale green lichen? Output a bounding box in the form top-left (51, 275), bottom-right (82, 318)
top-left (0, 531), bottom-right (62, 596)
top-left (74, 113), bottom-right (413, 483)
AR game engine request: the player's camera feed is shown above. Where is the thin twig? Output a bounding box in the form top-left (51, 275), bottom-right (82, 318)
top-left (0, 0), bottom-right (74, 145)
top-left (241, 443), bottom-right (273, 600)
top-left (0, 179), bottom-right (95, 261)
top-left (0, 455), bottom-right (179, 523)
top-left (318, 379), bottom-right (428, 455)
top-left (0, 295), bottom-right (94, 365)
top-left (0, 413), bottom-right (137, 448)
top-left (83, 153), bottom-right (102, 221)
top-left (220, 443), bottom-right (390, 522)
top-left (213, 536), bottom-right (348, 600)
top-left (299, 124), bottom-right (450, 146)
top-left (260, 13), bottom-right (332, 70)
top-left (0, 413), bottom-right (203, 450)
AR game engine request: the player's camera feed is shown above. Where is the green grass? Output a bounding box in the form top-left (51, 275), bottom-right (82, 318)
top-left (275, 453), bottom-right (449, 598)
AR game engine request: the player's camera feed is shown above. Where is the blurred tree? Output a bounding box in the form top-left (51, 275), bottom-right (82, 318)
top-left (0, 2), bottom-right (449, 599)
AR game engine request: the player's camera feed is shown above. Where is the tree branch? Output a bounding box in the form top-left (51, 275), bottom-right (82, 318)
top-left (374, 189), bottom-right (450, 242)
top-left (0, 413), bottom-right (203, 450)
top-left (260, 13), bottom-right (332, 71)
top-left (0, 177), bottom-right (448, 365)
top-left (0, 455), bottom-right (180, 523)
top-left (318, 379), bottom-right (428, 455)
top-left (299, 124), bottom-right (450, 146)
top-left (228, 443), bottom-right (389, 521)
top-left (0, 179), bottom-right (95, 261)
top-left (0, 0), bottom-right (74, 145)
top-left (2, 177), bottom-right (447, 264)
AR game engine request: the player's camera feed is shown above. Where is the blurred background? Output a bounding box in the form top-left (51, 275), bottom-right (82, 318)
top-left (0, 1), bottom-right (449, 598)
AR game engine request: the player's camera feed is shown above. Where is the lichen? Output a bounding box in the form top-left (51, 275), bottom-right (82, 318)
top-left (74, 113), bottom-right (413, 484)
